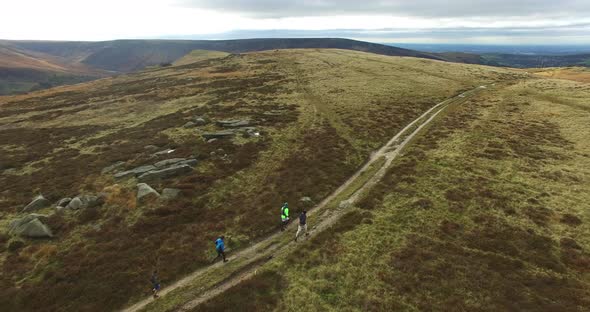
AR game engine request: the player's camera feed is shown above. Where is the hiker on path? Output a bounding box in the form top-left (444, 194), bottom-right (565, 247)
top-left (295, 210), bottom-right (308, 242)
top-left (281, 202), bottom-right (290, 231)
top-left (214, 235), bottom-right (228, 263)
top-left (150, 270), bottom-right (161, 299)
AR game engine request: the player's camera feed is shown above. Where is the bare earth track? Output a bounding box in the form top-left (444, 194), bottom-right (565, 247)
top-left (123, 85), bottom-right (488, 312)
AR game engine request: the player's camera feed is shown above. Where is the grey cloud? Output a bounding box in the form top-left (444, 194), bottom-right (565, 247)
top-left (164, 25), bottom-right (590, 45)
top-left (178, 0), bottom-right (590, 19)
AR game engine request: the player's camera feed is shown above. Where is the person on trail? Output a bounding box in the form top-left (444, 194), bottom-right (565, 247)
top-left (295, 210), bottom-right (308, 242)
top-left (214, 236), bottom-right (228, 263)
top-left (150, 270), bottom-right (160, 299)
top-left (281, 202), bottom-right (290, 231)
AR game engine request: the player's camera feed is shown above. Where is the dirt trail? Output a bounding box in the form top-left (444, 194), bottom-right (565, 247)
top-left (123, 86), bottom-right (485, 312)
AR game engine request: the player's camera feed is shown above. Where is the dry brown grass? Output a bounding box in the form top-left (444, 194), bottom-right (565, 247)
top-left (0, 49), bottom-right (526, 311)
top-left (533, 67), bottom-right (590, 84)
top-left (261, 77), bottom-right (590, 311)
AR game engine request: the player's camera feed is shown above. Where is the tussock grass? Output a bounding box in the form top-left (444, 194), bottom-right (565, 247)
top-left (0, 49), bottom-right (524, 311)
top-left (250, 77), bottom-right (590, 311)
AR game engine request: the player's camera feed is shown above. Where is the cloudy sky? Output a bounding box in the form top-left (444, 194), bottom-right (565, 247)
top-left (2, 0), bottom-right (590, 44)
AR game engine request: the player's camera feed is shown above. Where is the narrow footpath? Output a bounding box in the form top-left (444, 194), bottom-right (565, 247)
top-left (123, 85), bottom-right (488, 312)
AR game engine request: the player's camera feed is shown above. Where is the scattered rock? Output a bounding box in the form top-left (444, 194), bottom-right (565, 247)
top-left (66, 197), bottom-right (84, 210)
top-left (299, 197), bottom-right (314, 208)
top-left (153, 149), bottom-right (175, 156)
top-left (154, 158), bottom-right (198, 168)
top-left (138, 165), bottom-right (193, 182)
top-left (9, 214), bottom-right (53, 238)
top-left (207, 138), bottom-right (218, 144)
top-left (22, 195), bottom-right (50, 213)
top-left (202, 131), bottom-right (235, 140)
top-left (234, 127), bottom-right (257, 134)
top-left (18, 219), bottom-right (53, 238)
top-left (80, 194), bottom-right (105, 209)
top-left (233, 127), bottom-right (260, 138)
top-left (154, 158), bottom-right (187, 168)
top-left (180, 159), bottom-right (198, 167)
top-left (64, 194), bottom-right (105, 210)
top-left (216, 119), bottom-right (251, 128)
top-left (101, 161), bottom-right (125, 174)
top-left (193, 117), bottom-right (208, 126)
top-left (183, 121), bottom-right (197, 128)
top-left (56, 197), bottom-right (72, 208)
top-left (137, 183), bottom-right (160, 202)
top-left (144, 145), bottom-right (159, 151)
top-left (114, 165), bottom-right (157, 179)
top-left (161, 188), bottom-right (181, 200)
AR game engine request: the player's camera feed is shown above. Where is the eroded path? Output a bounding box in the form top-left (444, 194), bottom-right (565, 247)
top-left (123, 85), bottom-right (488, 312)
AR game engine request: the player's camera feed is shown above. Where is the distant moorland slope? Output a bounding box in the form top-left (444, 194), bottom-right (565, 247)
top-left (0, 42), bottom-right (108, 95)
top-left (2, 38), bottom-right (589, 95)
top-left (5, 38), bottom-right (444, 73)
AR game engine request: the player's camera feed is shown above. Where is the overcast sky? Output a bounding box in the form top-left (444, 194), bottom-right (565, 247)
top-left (2, 0), bottom-right (590, 44)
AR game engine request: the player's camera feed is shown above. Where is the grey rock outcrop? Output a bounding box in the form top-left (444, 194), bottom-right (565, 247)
top-left (234, 127), bottom-right (259, 138)
top-left (153, 149), bottom-right (175, 156)
top-left (56, 197), bottom-right (72, 208)
top-left (66, 194), bottom-right (105, 210)
top-left (138, 165), bottom-right (193, 182)
top-left (193, 117), bottom-right (208, 126)
top-left (80, 194), bottom-right (105, 209)
top-left (9, 214), bottom-right (53, 238)
top-left (22, 195), bottom-right (50, 213)
top-left (114, 165), bottom-right (157, 179)
top-left (137, 183), bottom-right (160, 202)
top-left (102, 161), bottom-right (125, 174)
top-left (202, 131), bottom-right (235, 140)
top-left (180, 159), bottom-right (198, 167)
top-left (217, 119), bottom-right (251, 128)
top-left (183, 121), bottom-right (197, 128)
top-left (161, 188), bottom-right (181, 200)
top-left (66, 197), bottom-right (84, 210)
top-left (154, 158), bottom-right (185, 168)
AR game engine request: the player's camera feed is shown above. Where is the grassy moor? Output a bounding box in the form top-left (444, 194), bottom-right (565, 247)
top-left (1, 48), bottom-right (589, 312)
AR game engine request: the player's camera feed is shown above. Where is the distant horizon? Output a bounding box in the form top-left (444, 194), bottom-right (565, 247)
top-left (4, 36), bottom-right (590, 47)
top-left (3, 36), bottom-right (590, 56)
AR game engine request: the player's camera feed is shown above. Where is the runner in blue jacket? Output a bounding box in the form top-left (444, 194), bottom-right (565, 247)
top-left (214, 236), bottom-right (228, 263)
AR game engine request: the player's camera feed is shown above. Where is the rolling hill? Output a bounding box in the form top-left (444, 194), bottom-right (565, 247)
top-left (0, 38), bottom-right (445, 95)
top-left (3, 38), bottom-right (590, 96)
top-left (6, 38), bottom-right (444, 73)
top-left (0, 42), bottom-right (109, 95)
top-left (1, 48), bottom-right (588, 311)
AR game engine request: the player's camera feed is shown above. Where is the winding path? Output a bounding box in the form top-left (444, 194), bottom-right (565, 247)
top-left (123, 85), bottom-right (486, 312)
